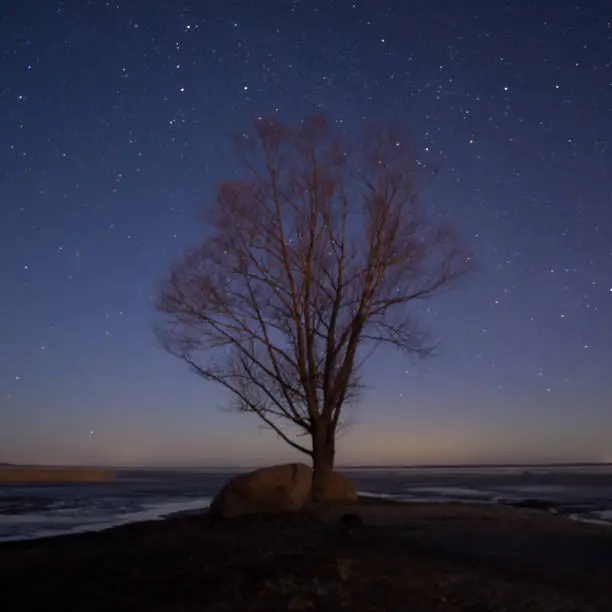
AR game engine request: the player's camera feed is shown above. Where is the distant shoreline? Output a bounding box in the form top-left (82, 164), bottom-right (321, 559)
top-left (2, 461), bottom-right (609, 471)
top-left (340, 462), bottom-right (612, 471)
top-left (0, 466), bottom-right (116, 483)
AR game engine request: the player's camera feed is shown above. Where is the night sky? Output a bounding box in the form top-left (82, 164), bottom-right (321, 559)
top-left (1, 1), bottom-right (611, 467)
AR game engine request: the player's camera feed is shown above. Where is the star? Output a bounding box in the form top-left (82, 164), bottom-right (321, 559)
top-left (1, 0), bottom-right (610, 468)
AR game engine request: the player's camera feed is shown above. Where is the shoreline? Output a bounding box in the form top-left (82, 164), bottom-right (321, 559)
top-left (3, 495), bottom-right (612, 551)
top-left (2, 493), bottom-right (611, 545)
top-left (0, 497), bottom-right (212, 544)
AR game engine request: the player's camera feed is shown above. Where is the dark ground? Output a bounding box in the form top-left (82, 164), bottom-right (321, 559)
top-left (1, 500), bottom-right (611, 611)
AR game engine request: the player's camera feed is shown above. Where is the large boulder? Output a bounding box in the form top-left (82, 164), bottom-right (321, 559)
top-left (314, 470), bottom-right (359, 504)
top-left (210, 463), bottom-right (313, 519)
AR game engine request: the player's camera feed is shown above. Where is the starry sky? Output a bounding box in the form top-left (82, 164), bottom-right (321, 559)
top-left (1, 0), bottom-right (611, 467)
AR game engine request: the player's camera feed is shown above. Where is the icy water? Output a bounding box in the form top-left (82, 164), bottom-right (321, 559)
top-left (1, 465), bottom-right (611, 542)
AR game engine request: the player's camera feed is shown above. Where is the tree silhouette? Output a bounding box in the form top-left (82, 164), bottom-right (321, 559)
top-left (155, 115), bottom-right (469, 499)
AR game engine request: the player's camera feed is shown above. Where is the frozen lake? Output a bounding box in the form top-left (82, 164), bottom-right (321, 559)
top-left (1, 464), bottom-right (611, 541)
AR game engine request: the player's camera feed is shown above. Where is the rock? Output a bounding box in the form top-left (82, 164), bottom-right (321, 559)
top-left (314, 471), bottom-right (358, 504)
top-left (210, 463), bottom-right (313, 519)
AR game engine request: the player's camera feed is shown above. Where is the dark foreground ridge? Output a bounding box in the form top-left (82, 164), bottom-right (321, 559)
top-left (1, 499), bottom-right (611, 611)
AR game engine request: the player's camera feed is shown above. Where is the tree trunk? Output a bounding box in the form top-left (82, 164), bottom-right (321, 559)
top-left (311, 425), bottom-right (335, 502)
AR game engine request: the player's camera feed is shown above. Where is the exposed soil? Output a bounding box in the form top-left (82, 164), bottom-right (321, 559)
top-left (1, 500), bottom-right (611, 611)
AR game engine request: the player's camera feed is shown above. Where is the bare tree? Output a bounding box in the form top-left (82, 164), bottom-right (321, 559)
top-left (155, 115), bottom-right (469, 499)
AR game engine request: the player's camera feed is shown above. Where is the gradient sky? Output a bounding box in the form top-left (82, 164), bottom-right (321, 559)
top-left (1, 0), bottom-right (611, 467)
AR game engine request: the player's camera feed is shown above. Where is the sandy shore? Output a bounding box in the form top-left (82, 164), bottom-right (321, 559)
top-left (0, 465), bottom-right (116, 483)
top-left (1, 499), bottom-right (611, 611)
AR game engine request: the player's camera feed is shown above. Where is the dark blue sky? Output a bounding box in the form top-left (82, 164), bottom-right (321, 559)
top-left (1, 0), bottom-right (611, 466)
